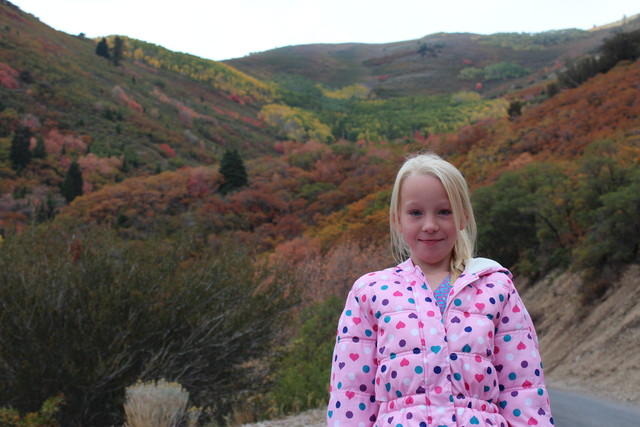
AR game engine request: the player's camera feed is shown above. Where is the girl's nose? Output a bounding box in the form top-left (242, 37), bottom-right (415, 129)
top-left (422, 215), bottom-right (438, 232)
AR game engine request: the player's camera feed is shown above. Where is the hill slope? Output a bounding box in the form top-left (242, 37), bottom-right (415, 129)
top-left (225, 18), bottom-right (640, 97)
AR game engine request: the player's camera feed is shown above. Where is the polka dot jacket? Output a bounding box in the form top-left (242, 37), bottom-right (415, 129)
top-left (327, 258), bottom-right (553, 426)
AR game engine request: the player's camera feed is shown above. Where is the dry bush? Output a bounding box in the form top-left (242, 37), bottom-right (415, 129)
top-left (124, 379), bottom-right (189, 427)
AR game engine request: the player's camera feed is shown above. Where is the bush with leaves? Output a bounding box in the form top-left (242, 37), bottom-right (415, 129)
top-left (473, 162), bottom-right (575, 276)
top-left (0, 395), bottom-right (64, 427)
top-left (267, 296), bottom-right (344, 415)
top-left (0, 226), bottom-right (294, 426)
top-left (558, 29), bottom-right (640, 89)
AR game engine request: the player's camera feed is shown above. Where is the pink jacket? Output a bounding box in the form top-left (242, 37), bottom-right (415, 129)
top-left (327, 258), bottom-right (553, 426)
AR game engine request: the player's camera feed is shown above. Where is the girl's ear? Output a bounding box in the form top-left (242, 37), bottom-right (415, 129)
top-left (459, 214), bottom-right (468, 231)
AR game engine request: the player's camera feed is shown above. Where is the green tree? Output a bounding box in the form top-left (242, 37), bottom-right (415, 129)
top-left (95, 37), bottom-right (110, 59)
top-left (507, 100), bottom-right (523, 118)
top-left (32, 137), bottom-right (47, 159)
top-left (112, 36), bottom-right (124, 66)
top-left (599, 28), bottom-right (640, 68)
top-left (219, 149), bottom-right (248, 195)
top-left (60, 161), bottom-right (83, 203)
top-left (474, 163), bottom-right (575, 277)
top-left (473, 172), bottom-right (537, 271)
top-left (9, 127), bottom-right (32, 172)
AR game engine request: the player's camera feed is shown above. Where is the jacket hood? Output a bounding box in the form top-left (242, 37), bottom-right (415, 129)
top-left (465, 257), bottom-right (506, 275)
top-left (457, 257), bottom-right (511, 287)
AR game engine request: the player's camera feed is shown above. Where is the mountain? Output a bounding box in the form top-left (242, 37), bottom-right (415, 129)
top-left (225, 17), bottom-right (640, 97)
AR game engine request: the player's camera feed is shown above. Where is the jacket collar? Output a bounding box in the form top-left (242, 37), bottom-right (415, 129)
top-left (397, 257), bottom-right (510, 288)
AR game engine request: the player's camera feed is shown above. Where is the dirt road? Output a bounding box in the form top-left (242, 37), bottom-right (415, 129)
top-left (549, 388), bottom-right (640, 427)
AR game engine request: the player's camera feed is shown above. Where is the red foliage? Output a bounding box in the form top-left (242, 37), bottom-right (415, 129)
top-left (187, 167), bottom-right (216, 199)
top-left (44, 129), bottom-right (87, 155)
top-left (112, 85), bottom-right (144, 114)
top-left (510, 62), bottom-right (640, 158)
top-left (159, 143), bottom-right (176, 158)
top-left (0, 62), bottom-right (20, 89)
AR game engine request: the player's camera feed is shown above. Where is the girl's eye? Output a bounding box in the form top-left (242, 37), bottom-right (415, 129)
top-left (438, 209), bottom-right (452, 216)
top-left (409, 210), bottom-right (422, 217)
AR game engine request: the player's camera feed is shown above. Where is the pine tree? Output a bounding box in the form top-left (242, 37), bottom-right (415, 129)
top-left (33, 137), bottom-right (47, 159)
top-left (219, 149), bottom-right (248, 195)
top-left (61, 161), bottom-right (83, 203)
top-left (9, 127), bottom-right (32, 172)
top-left (112, 36), bottom-right (124, 66)
top-left (96, 38), bottom-right (110, 59)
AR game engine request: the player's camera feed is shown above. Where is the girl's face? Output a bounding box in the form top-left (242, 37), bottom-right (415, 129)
top-left (398, 174), bottom-right (459, 274)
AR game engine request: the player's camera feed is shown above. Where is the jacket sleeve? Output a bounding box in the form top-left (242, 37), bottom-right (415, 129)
top-left (494, 274), bottom-right (554, 426)
top-left (327, 282), bottom-right (379, 426)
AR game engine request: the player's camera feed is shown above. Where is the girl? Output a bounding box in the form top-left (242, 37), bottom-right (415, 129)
top-left (327, 153), bottom-right (553, 426)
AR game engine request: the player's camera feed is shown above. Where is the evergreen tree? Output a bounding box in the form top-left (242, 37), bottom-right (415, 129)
top-left (61, 161), bottom-right (83, 203)
top-left (95, 38), bottom-right (110, 59)
top-left (33, 137), bottom-right (47, 159)
top-left (219, 149), bottom-right (248, 195)
top-left (9, 127), bottom-right (32, 172)
top-left (112, 36), bottom-right (124, 66)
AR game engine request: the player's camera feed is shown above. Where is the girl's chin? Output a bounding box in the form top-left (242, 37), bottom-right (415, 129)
top-left (418, 240), bottom-right (442, 246)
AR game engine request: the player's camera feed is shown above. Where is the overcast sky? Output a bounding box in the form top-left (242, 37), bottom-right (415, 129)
top-left (9, 0), bottom-right (640, 61)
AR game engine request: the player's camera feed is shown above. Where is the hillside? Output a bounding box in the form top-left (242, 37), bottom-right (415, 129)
top-left (1, 0), bottom-right (639, 424)
top-left (521, 265), bottom-right (640, 406)
top-left (225, 18), bottom-right (640, 97)
top-left (0, 0), bottom-right (279, 173)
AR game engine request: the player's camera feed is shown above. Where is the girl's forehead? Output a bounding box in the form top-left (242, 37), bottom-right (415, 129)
top-left (401, 173), bottom-right (445, 189)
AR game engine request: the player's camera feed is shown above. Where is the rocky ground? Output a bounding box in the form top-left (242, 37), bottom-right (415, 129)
top-left (240, 264), bottom-right (640, 426)
top-left (239, 408), bottom-right (325, 427)
top-left (519, 264), bottom-right (640, 406)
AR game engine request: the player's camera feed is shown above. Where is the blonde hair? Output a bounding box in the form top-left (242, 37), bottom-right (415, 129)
top-left (389, 152), bottom-right (476, 280)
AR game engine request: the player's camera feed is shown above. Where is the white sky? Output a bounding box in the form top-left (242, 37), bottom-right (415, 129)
top-left (9, 0), bottom-right (640, 61)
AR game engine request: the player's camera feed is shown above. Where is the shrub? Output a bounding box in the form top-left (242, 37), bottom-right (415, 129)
top-left (267, 296), bottom-right (344, 415)
top-left (484, 61), bottom-right (531, 81)
top-left (0, 395), bottom-right (64, 427)
top-left (473, 162), bottom-right (575, 276)
top-left (0, 226), bottom-right (294, 426)
top-left (558, 29), bottom-right (640, 89)
top-left (124, 379), bottom-right (189, 427)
